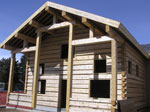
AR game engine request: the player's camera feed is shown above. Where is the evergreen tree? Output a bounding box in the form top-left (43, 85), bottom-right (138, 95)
top-left (0, 55), bottom-right (26, 91)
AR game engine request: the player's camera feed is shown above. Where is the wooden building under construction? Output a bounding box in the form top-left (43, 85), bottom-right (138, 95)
top-left (0, 1), bottom-right (150, 112)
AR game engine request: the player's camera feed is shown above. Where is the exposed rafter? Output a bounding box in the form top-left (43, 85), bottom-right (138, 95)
top-left (82, 17), bottom-right (104, 36)
top-left (105, 25), bottom-right (124, 43)
top-left (45, 6), bottom-right (66, 21)
top-left (15, 33), bottom-right (36, 44)
top-left (29, 20), bottom-right (44, 29)
top-left (62, 11), bottom-right (86, 29)
top-left (2, 45), bottom-right (16, 50)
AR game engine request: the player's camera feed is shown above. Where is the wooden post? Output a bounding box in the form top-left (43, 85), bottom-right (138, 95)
top-left (32, 31), bottom-right (42, 108)
top-left (24, 59), bottom-right (28, 93)
top-left (7, 53), bottom-right (16, 104)
top-left (89, 27), bottom-right (94, 38)
top-left (66, 24), bottom-right (73, 112)
top-left (111, 40), bottom-right (117, 112)
top-left (53, 15), bottom-right (57, 24)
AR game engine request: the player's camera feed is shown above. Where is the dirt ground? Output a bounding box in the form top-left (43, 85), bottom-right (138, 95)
top-left (0, 108), bottom-right (27, 112)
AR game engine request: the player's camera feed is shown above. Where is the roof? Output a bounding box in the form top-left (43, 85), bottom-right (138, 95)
top-left (0, 1), bottom-right (149, 59)
top-left (141, 44), bottom-right (150, 53)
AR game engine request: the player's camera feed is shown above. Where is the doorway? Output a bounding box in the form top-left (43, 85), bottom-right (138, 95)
top-left (60, 80), bottom-right (67, 109)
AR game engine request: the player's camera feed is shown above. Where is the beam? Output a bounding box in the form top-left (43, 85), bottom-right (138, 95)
top-left (2, 45), bottom-right (16, 50)
top-left (105, 25), bottom-right (124, 43)
top-left (29, 20), bottom-right (54, 35)
top-left (29, 20), bottom-right (44, 29)
top-left (7, 53), bottom-right (16, 104)
top-left (12, 46), bottom-right (36, 53)
top-left (82, 17), bottom-right (104, 36)
top-left (15, 33), bottom-right (36, 44)
top-left (39, 21), bottom-right (75, 32)
top-left (32, 31), bottom-right (41, 109)
top-left (62, 11), bottom-right (85, 29)
top-left (111, 39), bottom-right (117, 112)
top-left (66, 24), bottom-right (73, 112)
top-left (45, 6), bottom-right (66, 21)
top-left (72, 36), bottom-right (113, 46)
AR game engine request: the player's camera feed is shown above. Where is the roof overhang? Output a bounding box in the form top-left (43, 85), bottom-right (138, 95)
top-left (0, 1), bottom-right (149, 59)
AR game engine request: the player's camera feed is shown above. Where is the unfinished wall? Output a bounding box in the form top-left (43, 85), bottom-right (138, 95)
top-left (7, 24), bottom-right (147, 112)
top-left (69, 40), bottom-right (123, 112)
top-left (145, 59), bottom-right (150, 107)
top-left (124, 42), bottom-right (146, 111)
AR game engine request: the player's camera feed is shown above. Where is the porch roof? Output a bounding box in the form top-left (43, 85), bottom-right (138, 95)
top-left (0, 1), bottom-right (149, 59)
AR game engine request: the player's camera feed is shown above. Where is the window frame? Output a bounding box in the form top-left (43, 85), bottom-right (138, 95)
top-left (94, 59), bottom-right (107, 73)
top-left (128, 60), bottom-right (132, 74)
top-left (136, 65), bottom-right (139, 76)
top-left (89, 79), bottom-right (110, 99)
top-left (39, 63), bottom-right (45, 75)
top-left (37, 80), bottom-right (46, 94)
top-left (60, 44), bottom-right (69, 59)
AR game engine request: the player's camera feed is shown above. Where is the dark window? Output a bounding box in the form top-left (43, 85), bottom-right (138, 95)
top-left (39, 64), bottom-right (44, 75)
top-left (94, 60), bottom-right (106, 73)
top-left (90, 80), bottom-right (110, 98)
top-left (61, 44), bottom-right (68, 59)
top-left (38, 80), bottom-right (46, 94)
top-left (128, 61), bottom-right (132, 74)
top-left (136, 65), bottom-right (139, 76)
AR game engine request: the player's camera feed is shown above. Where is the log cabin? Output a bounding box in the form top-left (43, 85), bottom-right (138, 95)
top-left (0, 1), bottom-right (150, 112)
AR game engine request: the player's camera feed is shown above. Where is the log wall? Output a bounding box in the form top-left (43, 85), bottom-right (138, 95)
top-left (123, 42), bottom-right (146, 111)
top-left (7, 26), bottom-right (147, 112)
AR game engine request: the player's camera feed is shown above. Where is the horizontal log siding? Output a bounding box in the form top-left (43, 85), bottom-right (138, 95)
top-left (69, 40), bottom-right (122, 112)
top-left (125, 42), bottom-right (146, 111)
top-left (8, 26), bottom-right (123, 111)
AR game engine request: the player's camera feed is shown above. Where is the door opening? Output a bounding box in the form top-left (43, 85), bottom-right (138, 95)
top-left (61, 80), bottom-right (67, 108)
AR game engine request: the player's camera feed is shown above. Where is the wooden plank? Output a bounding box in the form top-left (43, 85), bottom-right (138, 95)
top-left (15, 33), bottom-right (36, 44)
top-left (2, 45), bottom-right (16, 50)
top-left (105, 25), bottom-right (124, 44)
top-left (62, 11), bottom-right (86, 29)
top-left (39, 21), bottom-right (75, 32)
top-left (29, 20), bottom-right (44, 28)
top-left (23, 41), bottom-right (28, 48)
top-left (111, 39), bottom-right (117, 112)
top-left (45, 6), bottom-right (66, 21)
top-left (7, 53), bottom-right (16, 104)
top-left (82, 17), bottom-right (104, 36)
top-left (32, 31), bottom-right (41, 108)
top-left (12, 46), bottom-right (36, 53)
top-left (66, 23), bottom-right (73, 112)
top-left (53, 15), bottom-right (57, 24)
top-left (0, 2), bottom-right (47, 48)
top-left (72, 36), bottom-right (113, 46)
top-left (89, 27), bottom-right (94, 38)
top-left (24, 59), bottom-right (29, 93)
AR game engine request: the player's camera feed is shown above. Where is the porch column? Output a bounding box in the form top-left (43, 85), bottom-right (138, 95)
top-left (7, 52), bottom-right (16, 103)
top-left (66, 23), bottom-right (73, 112)
top-left (32, 31), bottom-right (42, 108)
top-left (111, 39), bottom-right (117, 112)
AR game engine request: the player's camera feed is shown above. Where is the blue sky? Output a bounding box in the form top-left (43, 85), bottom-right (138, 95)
top-left (0, 0), bottom-right (150, 60)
